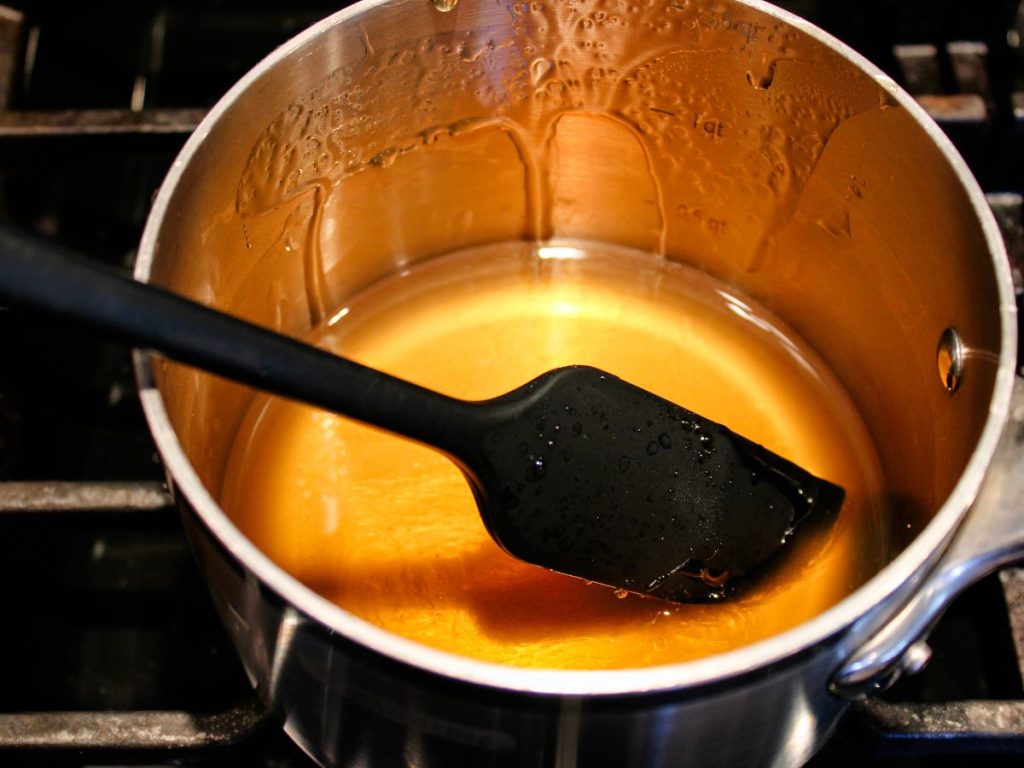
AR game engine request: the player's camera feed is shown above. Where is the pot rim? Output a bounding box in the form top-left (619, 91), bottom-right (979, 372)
top-left (135, 0), bottom-right (1018, 697)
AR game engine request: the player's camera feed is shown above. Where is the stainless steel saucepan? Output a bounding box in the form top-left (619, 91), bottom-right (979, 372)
top-left (133, 0), bottom-right (1021, 765)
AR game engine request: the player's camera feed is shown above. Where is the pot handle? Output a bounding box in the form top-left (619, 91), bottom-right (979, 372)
top-left (830, 375), bottom-right (1024, 700)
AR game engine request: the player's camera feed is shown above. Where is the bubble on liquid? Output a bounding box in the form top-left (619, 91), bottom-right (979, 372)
top-left (614, 588), bottom-right (630, 599)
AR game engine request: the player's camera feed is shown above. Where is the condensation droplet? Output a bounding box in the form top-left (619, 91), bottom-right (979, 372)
top-left (814, 210), bottom-right (851, 239)
top-left (530, 58), bottom-right (554, 86)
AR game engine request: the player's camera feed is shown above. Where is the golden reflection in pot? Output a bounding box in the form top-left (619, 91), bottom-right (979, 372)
top-left (220, 240), bottom-right (890, 669)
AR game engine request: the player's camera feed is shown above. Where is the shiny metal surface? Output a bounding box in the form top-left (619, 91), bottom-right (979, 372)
top-left (132, 0), bottom-right (1018, 765)
top-left (832, 377), bottom-right (1024, 699)
top-left (938, 327), bottom-right (965, 393)
top-left (179, 502), bottom-right (850, 767)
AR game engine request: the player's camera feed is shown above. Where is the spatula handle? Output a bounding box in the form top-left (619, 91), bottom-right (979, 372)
top-left (0, 224), bottom-right (481, 454)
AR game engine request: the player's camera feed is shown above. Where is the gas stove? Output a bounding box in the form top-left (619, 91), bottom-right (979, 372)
top-left (1, 2), bottom-right (1024, 765)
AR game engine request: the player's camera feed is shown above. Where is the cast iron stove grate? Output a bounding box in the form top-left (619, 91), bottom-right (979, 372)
top-left (2, 2), bottom-right (1024, 766)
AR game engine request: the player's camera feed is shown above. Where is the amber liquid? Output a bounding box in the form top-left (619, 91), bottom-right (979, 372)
top-left (221, 240), bottom-right (889, 669)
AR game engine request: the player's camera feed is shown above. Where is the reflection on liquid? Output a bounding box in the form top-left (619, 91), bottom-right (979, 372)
top-left (221, 240), bottom-right (890, 669)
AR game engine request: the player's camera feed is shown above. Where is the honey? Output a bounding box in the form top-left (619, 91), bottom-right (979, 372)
top-left (220, 240), bottom-right (889, 669)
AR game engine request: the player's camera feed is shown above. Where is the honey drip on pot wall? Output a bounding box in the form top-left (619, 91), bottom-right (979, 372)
top-left (233, 0), bottom-right (877, 320)
top-left (220, 241), bottom-right (889, 669)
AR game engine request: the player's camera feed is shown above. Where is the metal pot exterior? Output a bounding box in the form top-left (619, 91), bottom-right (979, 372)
top-left (134, 0), bottom-right (1018, 765)
top-left (178, 497), bottom-right (850, 768)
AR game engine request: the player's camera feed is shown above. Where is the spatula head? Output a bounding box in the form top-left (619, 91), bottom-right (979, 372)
top-left (469, 366), bottom-right (843, 602)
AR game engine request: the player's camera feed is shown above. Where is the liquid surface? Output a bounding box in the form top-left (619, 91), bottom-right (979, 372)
top-left (221, 240), bottom-right (889, 669)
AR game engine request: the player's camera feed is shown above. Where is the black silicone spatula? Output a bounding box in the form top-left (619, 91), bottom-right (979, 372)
top-left (0, 225), bottom-right (844, 602)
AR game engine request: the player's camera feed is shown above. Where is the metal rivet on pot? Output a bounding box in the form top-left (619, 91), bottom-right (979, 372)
top-left (901, 640), bottom-right (933, 676)
top-left (431, 0), bottom-right (458, 11)
top-left (937, 327), bottom-right (964, 394)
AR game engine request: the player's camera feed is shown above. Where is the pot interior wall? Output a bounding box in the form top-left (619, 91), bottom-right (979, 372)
top-left (147, 0), bottom-right (1003, 573)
